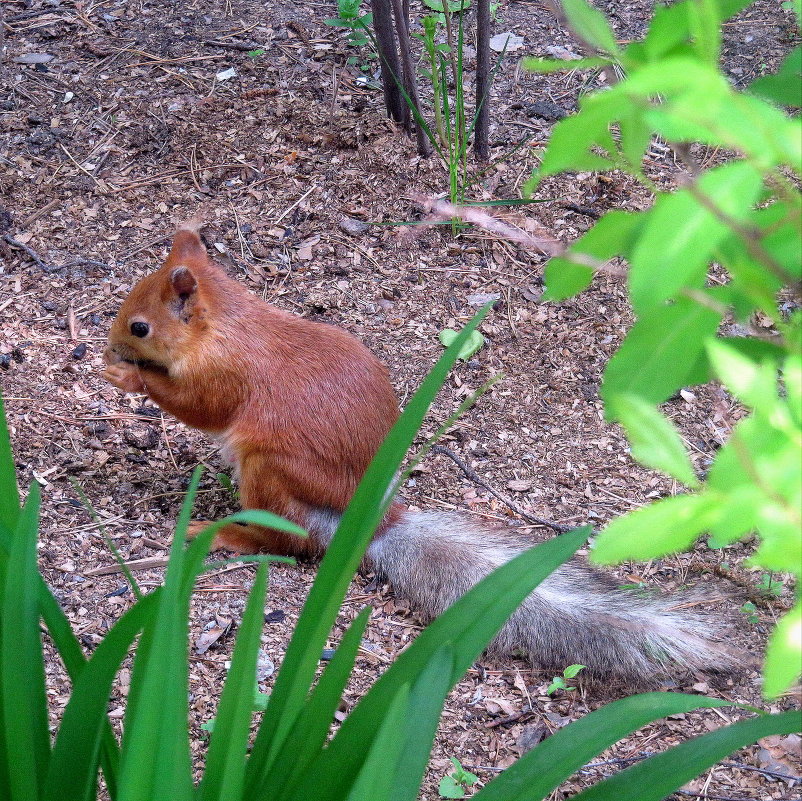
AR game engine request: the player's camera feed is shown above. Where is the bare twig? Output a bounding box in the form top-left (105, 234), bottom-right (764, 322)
top-left (672, 792), bottom-right (797, 801)
top-left (3, 234), bottom-right (49, 269)
top-left (84, 556), bottom-right (170, 576)
top-left (414, 196), bottom-right (622, 276)
top-left (202, 39), bottom-right (261, 51)
top-left (431, 445), bottom-right (573, 533)
top-left (2, 234), bottom-right (108, 272)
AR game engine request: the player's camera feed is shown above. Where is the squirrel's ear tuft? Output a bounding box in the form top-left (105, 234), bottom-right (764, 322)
top-left (170, 266), bottom-right (197, 299)
top-left (166, 227), bottom-right (207, 268)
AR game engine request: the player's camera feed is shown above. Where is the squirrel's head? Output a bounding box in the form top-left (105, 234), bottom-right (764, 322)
top-left (106, 226), bottom-right (213, 372)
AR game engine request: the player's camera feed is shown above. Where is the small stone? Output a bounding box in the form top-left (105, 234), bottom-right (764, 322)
top-left (338, 216), bottom-right (370, 236)
top-left (14, 53), bottom-right (55, 65)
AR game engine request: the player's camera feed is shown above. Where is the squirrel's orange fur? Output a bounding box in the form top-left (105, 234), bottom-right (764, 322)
top-left (104, 227), bottom-right (742, 684)
top-left (104, 228), bottom-right (402, 556)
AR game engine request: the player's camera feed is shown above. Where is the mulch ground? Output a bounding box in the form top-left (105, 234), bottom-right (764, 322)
top-left (1, 0), bottom-right (799, 798)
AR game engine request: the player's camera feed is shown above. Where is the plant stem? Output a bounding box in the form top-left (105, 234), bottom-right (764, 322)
top-left (370, 0), bottom-right (408, 125)
top-left (391, 0), bottom-right (431, 154)
top-left (475, 0), bottom-right (491, 160)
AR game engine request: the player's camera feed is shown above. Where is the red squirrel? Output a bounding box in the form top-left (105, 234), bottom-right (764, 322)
top-left (104, 224), bottom-right (739, 684)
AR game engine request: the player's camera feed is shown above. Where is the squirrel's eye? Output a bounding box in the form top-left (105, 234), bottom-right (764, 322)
top-left (130, 322), bottom-right (150, 338)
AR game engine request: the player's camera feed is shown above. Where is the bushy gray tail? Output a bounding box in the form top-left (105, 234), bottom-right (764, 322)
top-left (366, 511), bottom-right (741, 685)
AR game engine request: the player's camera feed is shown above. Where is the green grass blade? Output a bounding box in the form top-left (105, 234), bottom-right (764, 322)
top-left (346, 684), bottom-right (411, 801)
top-left (44, 591), bottom-right (160, 801)
top-left (1, 482), bottom-right (49, 800)
top-left (0, 396), bottom-right (120, 796)
top-left (0, 392), bottom-right (21, 531)
top-left (572, 710), bottom-right (802, 801)
top-left (33, 569), bottom-right (121, 797)
top-left (199, 563), bottom-right (270, 801)
top-left (261, 608), bottom-right (372, 800)
top-left (286, 528), bottom-right (589, 801)
top-left (471, 693), bottom-right (747, 801)
top-left (244, 306), bottom-right (492, 794)
top-left (69, 479), bottom-right (142, 600)
top-left (387, 645), bottom-right (455, 801)
top-left (0, 518), bottom-right (13, 798)
top-left (118, 468), bottom-right (204, 801)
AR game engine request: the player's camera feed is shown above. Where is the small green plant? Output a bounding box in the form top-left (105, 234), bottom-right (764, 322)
top-left (324, 0), bottom-right (374, 50)
top-left (438, 757), bottom-right (479, 798)
top-left (409, 3), bottom-right (473, 213)
top-left (438, 327), bottom-right (485, 360)
top-left (421, 0), bottom-right (472, 26)
top-left (215, 471), bottom-right (237, 499)
top-left (547, 664), bottom-right (586, 695)
top-left (756, 572), bottom-right (784, 598)
top-left (741, 602), bottom-right (760, 625)
top-left (246, 48), bottom-right (264, 59)
top-left (201, 687), bottom-right (270, 736)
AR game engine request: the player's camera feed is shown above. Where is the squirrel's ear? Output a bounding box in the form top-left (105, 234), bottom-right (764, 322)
top-left (170, 266), bottom-right (197, 299)
top-left (166, 227), bottom-right (207, 268)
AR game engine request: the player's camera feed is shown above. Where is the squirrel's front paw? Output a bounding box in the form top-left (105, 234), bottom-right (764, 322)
top-left (103, 361), bottom-right (146, 394)
top-left (187, 520), bottom-right (239, 553)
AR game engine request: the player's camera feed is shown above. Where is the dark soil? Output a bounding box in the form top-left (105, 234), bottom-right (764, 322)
top-left (1, 0), bottom-right (799, 798)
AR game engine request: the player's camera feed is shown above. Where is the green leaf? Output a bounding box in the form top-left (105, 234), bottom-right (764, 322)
top-left (707, 340), bottom-right (780, 415)
top-left (422, 0), bottom-right (471, 11)
top-left (705, 486), bottom-right (762, 547)
top-left (44, 592), bottom-right (160, 801)
top-left (608, 394), bottom-right (699, 486)
top-left (706, 417), bottom-right (801, 572)
top-left (387, 646), bottom-right (456, 801)
top-left (241, 608), bottom-right (371, 798)
top-left (36, 574), bottom-right (121, 795)
top-left (563, 664), bottom-right (585, 679)
top-left (528, 96), bottom-right (621, 189)
top-left (472, 693), bottom-right (738, 801)
top-left (591, 493), bottom-right (719, 564)
top-left (643, 71), bottom-right (802, 170)
top-left (687, 0), bottom-right (722, 63)
top-left (571, 710), bottom-right (802, 801)
top-left (199, 563), bottom-right (269, 801)
top-left (561, 0), bottom-right (622, 57)
top-left (0, 393), bottom-right (20, 532)
top-left (617, 103), bottom-right (656, 172)
top-left (602, 295), bottom-right (724, 410)
top-left (763, 602), bottom-right (802, 698)
top-left (439, 775), bottom-right (466, 799)
top-left (542, 210), bottom-right (644, 301)
top-left (118, 469), bottom-right (204, 801)
top-left (629, 161), bottom-right (765, 315)
top-left (1, 483), bottom-right (49, 801)
top-left (346, 684), bottom-right (412, 801)
top-left (438, 328), bottom-right (485, 360)
top-left (636, 1), bottom-right (696, 64)
top-left (749, 46), bottom-right (802, 109)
